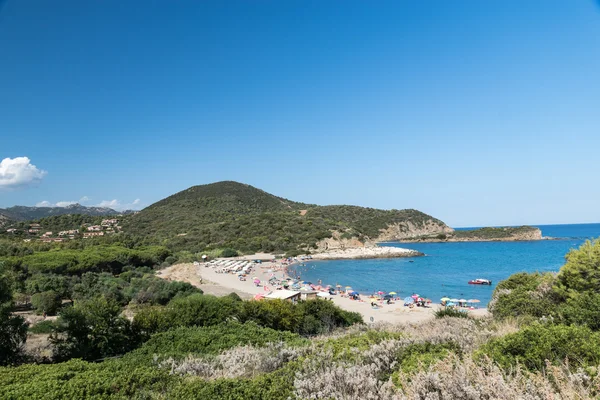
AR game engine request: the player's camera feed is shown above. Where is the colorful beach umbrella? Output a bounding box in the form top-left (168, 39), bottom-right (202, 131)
top-left (411, 294), bottom-right (419, 299)
top-left (403, 296), bottom-right (415, 304)
top-left (377, 291), bottom-right (385, 295)
top-left (345, 286), bottom-right (353, 289)
top-left (468, 299), bottom-right (481, 303)
top-left (440, 297), bottom-right (450, 302)
top-left (389, 292), bottom-right (397, 295)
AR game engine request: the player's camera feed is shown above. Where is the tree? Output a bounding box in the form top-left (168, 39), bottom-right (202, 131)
top-left (0, 276), bottom-right (28, 366)
top-left (31, 290), bottom-right (62, 315)
top-left (554, 239), bottom-right (600, 299)
top-left (50, 296), bottom-right (137, 361)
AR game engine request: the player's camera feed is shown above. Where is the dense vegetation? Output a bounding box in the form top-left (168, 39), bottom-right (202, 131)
top-left (122, 181), bottom-right (448, 253)
top-left (2, 237), bottom-right (600, 398)
top-left (452, 225), bottom-right (540, 240)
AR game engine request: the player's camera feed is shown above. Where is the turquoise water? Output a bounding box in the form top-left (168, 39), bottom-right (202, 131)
top-left (289, 223), bottom-right (600, 306)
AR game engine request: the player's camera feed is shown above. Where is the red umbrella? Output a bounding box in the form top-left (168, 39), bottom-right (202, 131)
top-left (377, 291), bottom-right (385, 295)
top-left (411, 294), bottom-right (419, 299)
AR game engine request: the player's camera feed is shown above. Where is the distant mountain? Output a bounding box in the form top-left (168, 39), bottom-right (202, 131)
top-left (0, 203), bottom-right (124, 222)
top-left (123, 181), bottom-right (452, 254)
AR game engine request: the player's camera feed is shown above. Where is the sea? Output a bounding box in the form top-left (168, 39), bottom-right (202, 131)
top-left (288, 223), bottom-right (600, 306)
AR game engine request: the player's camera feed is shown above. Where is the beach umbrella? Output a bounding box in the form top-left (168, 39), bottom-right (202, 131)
top-left (468, 299), bottom-right (481, 303)
top-left (317, 292), bottom-right (331, 298)
top-left (389, 291), bottom-right (397, 295)
top-left (336, 284), bottom-right (342, 288)
top-left (253, 293), bottom-right (264, 300)
top-left (411, 294), bottom-right (419, 299)
top-left (458, 299), bottom-right (467, 303)
top-left (403, 296), bottom-right (415, 304)
top-left (201, 255), bottom-right (207, 259)
top-left (440, 297), bottom-right (450, 302)
top-left (345, 286), bottom-right (353, 289)
top-left (446, 302), bottom-right (456, 306)
top-left (449, 298), bottom-right (459, 302)
top-left (377, 291), bottom-right (385, 295)
top-left (253, 279), bottom-right (261, 284)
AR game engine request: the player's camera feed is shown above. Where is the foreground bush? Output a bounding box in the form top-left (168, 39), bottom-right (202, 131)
top-left (489, 272), bottom-right (560, 319)
top-left (433, 307), bottom-right (469, 319)
top-left (128, 322), bottom-right (308, 364)
top-left (50, 297), bottom-right (138, 362)
top-left (478, 323), bottom-right (600, 372)
top-left (134, 295), bottom-right (363, 338)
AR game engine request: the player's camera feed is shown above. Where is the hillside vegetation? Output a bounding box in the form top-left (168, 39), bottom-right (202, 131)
top-left (122, 181), bottom-right (449, 254)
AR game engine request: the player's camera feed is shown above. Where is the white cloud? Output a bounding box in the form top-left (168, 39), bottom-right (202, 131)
top-left (79, 196), bottom-right (90, 203)
top-left (35, 200), bottom-right (76, 208)
top-left (0, 157), bottom-right (47, 189)
top-left (97, 199), bottom-right (120, 208)
top-left (55, 201), bottom-right (77, 207)
top-left (96, 199), bottom-right (143, 211)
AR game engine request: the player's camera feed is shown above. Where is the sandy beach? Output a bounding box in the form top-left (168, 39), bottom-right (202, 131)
top-left (311, 246), bottom-right (423, 260)
top-left (158, 261), bottom-right (488, 324)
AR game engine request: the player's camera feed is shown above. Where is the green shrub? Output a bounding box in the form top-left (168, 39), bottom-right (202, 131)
top-left (434, 307), bottom-right (469, 319)
top-left (478, 323), bottom-right (600, 372)
top-left (489, 272), bottom-right (560, 319)
top-left (28, 320), bottom-right (56, 334)
top-left (50, 297), bottom-right (138, 362)
top-left (30, 291), bottom-right (62, 315)
top-left (220, 248), bottom-right (239, 258)
top-left (554, 239), bottom-right (600, 299)
top-left (127, 322), bottom-right (308, 364)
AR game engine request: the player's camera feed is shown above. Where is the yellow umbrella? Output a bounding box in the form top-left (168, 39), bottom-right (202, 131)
top-left (345, 286), bottom-right (353, 289)
top-left (389, 291), bottom-right (397, 295)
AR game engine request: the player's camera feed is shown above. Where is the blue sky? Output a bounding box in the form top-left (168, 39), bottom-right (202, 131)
top-left (1, 0), bottom-right (599, 227)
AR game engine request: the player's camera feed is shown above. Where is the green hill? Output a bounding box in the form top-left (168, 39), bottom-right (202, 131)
top-left (122, 181), bottom-right (450, 254)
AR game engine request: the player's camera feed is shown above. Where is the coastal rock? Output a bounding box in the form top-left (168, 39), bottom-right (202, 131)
top-left (376, 220), bottom-right (454, 241)
top-left (311, 246), bottom-right (423, 260)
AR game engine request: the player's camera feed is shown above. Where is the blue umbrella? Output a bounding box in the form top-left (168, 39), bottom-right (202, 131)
top-left (403, 296), bottom-right (415, 304)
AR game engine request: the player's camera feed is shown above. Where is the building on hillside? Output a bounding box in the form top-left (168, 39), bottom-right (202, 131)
top-left (264, 290), bottom-right (301, 303)
top-left (83, 232), bottom-right (104, 238)
top-left (87, 225), bottom-right (103, 232)
top-left (41, 232), bottom-right (53, 237)
top-left (28, 229), bottom-right (40, 234)
top-left (101, 219), bottom-right (119, 226)
top-left (40, 237), bottom-right (64, 243)
top-left (29, 223), bottom-right (41, 228)
top-left (58, 229), bottom-right (79, 237)
top-left (6, 228), bottom-right (17, 234)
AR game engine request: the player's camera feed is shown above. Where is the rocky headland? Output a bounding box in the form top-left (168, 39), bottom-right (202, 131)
top-left (397, 226), bottom-right (543, 243)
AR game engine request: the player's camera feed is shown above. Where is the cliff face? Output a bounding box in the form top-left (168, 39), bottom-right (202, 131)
top-left (315, 232), bottom-right (369, 252)
top-left (314, 218), bottom-right (454, 251)
top-left (375, 220), bottom-right (454, 241)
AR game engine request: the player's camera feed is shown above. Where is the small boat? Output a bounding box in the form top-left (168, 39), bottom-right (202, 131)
top-left (468, 278), bottom-right (492, 285)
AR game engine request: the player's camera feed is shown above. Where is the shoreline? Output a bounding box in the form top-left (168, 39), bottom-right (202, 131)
top-left (158, 261), bottom-right (488, 325)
